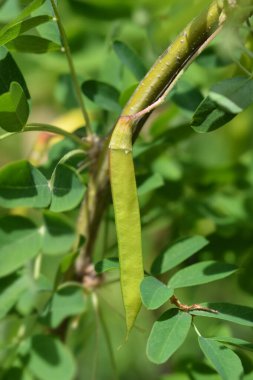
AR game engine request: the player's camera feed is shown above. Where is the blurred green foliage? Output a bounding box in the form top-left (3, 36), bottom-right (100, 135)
top-left (0, 0), bottom-right (253, 379)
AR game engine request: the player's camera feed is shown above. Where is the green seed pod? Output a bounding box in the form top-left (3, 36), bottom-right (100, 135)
top-left (109, 118), bottom-right (144, 336)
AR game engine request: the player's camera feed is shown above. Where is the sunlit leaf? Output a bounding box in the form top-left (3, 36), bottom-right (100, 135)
top-left (50, 163), bottom-right (86, 212)
top-left (41, 211), bottom-right (76, 255)
top-left (168, 261), bottom-right (237, 289)
top-left (147, 309), bottom-right (192, 364)
top-left (7, 35), bottom-right (61, 53)
top-left (192, 77), bottom-right (253, 133)
top-left (191, 303), bottom-right (253, 327)
top-left (12, 0), bottom-right (46, 24)
top-left (95, 257), bottom-right (119, 273)
top-left (0, 16), bottom-right (52, 46)
top-left (0, 46), bottom-right (29, 97)
top-left (40, 138), bottom-right (78, 178)
top-left (211, 337), bottom-right (253, 353)
top-left (0, 82), bottom-right (29, 132)
top-left (28, 335), bottom-right (76, 380)
top-left (0, 215), bottom-right (42, 278)
top-left (198, 337), bottom-right (244, 380)
top-left (0, 274), bottom-right (28, 319)
top-left (0, 160), bottom-right (51, 208)
top-left (151, 235), bottom-right (209, 274)
top-left (140, 276), bottom-right (173, 310)
top-left (32, 1), bottom-right (61, 44)
top-left (81, 79), bottom-right (121, 112)
top-left (40, 284), bottom-right (87, 328)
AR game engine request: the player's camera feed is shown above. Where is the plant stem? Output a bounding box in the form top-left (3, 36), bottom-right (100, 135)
top-left (75, 0), bottom-right (253, 277)
top-left (170, 295), bottom-right (218, 314)
top-left (76, 138), bottom-right (110, 270)
top-left (193, 322), bottom-right (202, 337)
top-left (49, 0), bottom-right (92, 135)
top-left (26, 123), bottom-right (89, 147)
top-left (102, 205), bottom-right (110, 259)
top-left (97, 299), bottom-right (119, 380)
top-left (91, 293), bottom-right (99, 380)
top-left (120, 25), bottom-right (223, 122)
top-left (0, 123), bottom-right (89, 148)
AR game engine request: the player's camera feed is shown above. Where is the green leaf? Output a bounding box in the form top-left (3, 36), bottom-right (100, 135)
top-left (170, 80), bottom-right (204, 113)
top-left (69, 0), bottom-right (131, 20)
top-left (16, 274), bottom-right (53, 316)
top-left (40, 284), bottom-right (87, 328)
top-left (119, 83), bottom-right (138, 107)
top-left (160, 374), bottom-right (190, 380)
top-left (0, 124), bottom-right (84, 147)
top-left (32, 1), bottom-right (61, 44)
top-left (60, 252), bottom-right (78, 274)
top-left (41, 138), bottom-right (78, 177)
top-left (151, 235), bottom-right (209, 274)
top-left (211, 337), bottom-right (253, 353)
top-left (0, 47), bottom-right (29, 97)
top-left (0, 160), bottom-right (51, 208)
top-left (138, 173), bottom-right (164, 196)
top-left (181, 360), bottom-right (220, 380)
top-left (140, 276), bottom-right (173, 310)
top-left (81, 79), bottom-right (121, 112)
top-left (0, 274), bottom-right (28, 319)
top-left (0, 215), bottom-right (42, 278)
top-left (41, 211), bottom-right (76, 256)
top-left (28, 335), bottom-right (76, 380)
top-left (192, 77), bottom-right (253, 133)
top-left (198, 337), bottom-right (244, 380)
top-left (168, 261), bottom-right (237, 289)
top-left (237, 249), bottom-right (253, 295)
top-left (57, 148), bottom-right (86, 166)
top-left (7, 35), bottom-right (61, 53)
top-left (151, 156), bottom-right (182, 181)
top-left (55, 74), bottom-right (79, 109)
top-left (113, 40), bottom-right (147, 80)
top-left (11, 0), bottom-right (46, 24)
top-left (50, 163), bottom-right (86, 212)
top-left (0, 367), bottom-right (30, 380)
top-left (0, 16), bottom-right (52, 46)
top-left (147, 309), bottom-right (192, 364)
top-left (95, 257), bottom-right (119, 273)
top-left (196, 46), bottom-right (231, 68)
top-left (190, 303), bottom-right (253, 327)
top-left (0, 82), bottom-right (29, 132)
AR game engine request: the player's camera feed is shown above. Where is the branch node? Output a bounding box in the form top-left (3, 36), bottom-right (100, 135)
top-left (170, 295), bottom-right (218, 314)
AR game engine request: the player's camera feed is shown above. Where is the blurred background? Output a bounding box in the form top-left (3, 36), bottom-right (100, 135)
top-left (0, 0), bottom-right (253, 379)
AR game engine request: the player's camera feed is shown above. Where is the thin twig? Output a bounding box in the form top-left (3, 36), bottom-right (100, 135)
top-left (26, 123), bottom-right (88, 147)
top-left (170, 295), bottom-right (218, 314)
top-left (192, 322), bottom-right (202, 337)
top-left (102, 209), bottom-right (110, 259)
top-left (50, 0), bottom-right (92, 135)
